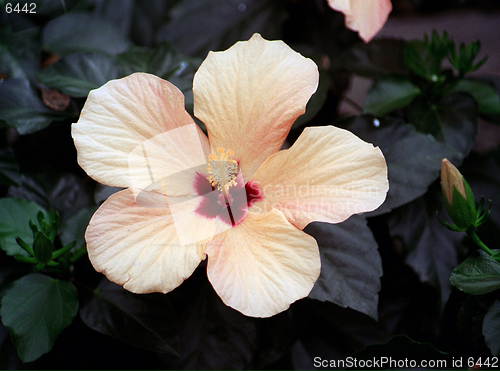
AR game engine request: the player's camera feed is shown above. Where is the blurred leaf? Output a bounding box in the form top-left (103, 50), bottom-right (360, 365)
top-left (339, 115), bottom-right (460, 215)
top-left (404, 40), bottom-right (440, 81)
top-left (0, 79), bottom-right (70, 134)
top-left (0, 148), bottom-right (21, 187)
top-left (483, 299), bottom-right (500, 356)
top-left (389, 186), bottom-right (466, 309)
top-left (364, 75), bottom-right (421, 116)
top-left (0, 198), bottom-right (48, 257)
top-left (293, 68), bottom-right (330, 129)
top-left (42, 12), bottom-right (131, 56)
top-left (450, 250), bottom-right (500, 295)
top-left (92, 0), bottom-right (176, 46)
top-left (60, 205), bottom-right (96, 248)
top-left (94, 184), bottom-right (123, 204)
top-left (306, 215), bottom-right (381, 320)
top-left (157, 0), bottom-right (285, 57)
top-left (8, 173), bottom-right (93, 222)
top-left (409, 93), bottom-right (478, 159)
top-left (36, 52), bottom-right (121, 97)
top-left (179, 280), bottom-right (257, 369)
top-left (80, 278), bottom-right (179, 356)
top-left (329, 38), bottom-right (408, 79)
top-left (451, 79), bottom-right (500, 115)
top-left (0, 274), bottom-right (78, 362)
top-left (348, 335), bottom-right (452, 369)
top-left (0, 25), bottom-right (40, 81)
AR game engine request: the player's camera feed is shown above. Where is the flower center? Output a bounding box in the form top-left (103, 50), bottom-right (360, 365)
top-left (207, 147), bottom-right (239, 193)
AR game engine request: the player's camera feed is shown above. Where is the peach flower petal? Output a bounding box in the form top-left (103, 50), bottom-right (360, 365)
top-left (327, 0), bottom-right (392, 42)
top-left (249, 126), bottom-right (388, 229)
top-left (205, 209), bottom-right (320, 317)
top-left (193, 33), bottom-right (319, 180)
top-left (86, 188), bottom-right (207, 294)
top-left (72, 73), bottom-right (210, 191)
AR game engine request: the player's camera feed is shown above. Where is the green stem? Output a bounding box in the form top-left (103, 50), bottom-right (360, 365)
top-left (468, 229), bottom-right (494, 256)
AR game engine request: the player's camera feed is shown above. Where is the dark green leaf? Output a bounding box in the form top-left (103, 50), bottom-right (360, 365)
top-left (409, 93), bottom-right (478, 159)
top-left (36, 52), bottom-right (122, 98)
top-left (306, 215), bottom-right (381, 320)
top-left (0, 148), bottom-right (21, 187)
top-left (157, 0), bottom-right (286, 57)
top-left (179, 279), bottom-right (257, 369)
top-left (348, 335), bottom-right (452, 369)
top-left (404, 40), bottom-right (440, 81)
top-left (42, 12), bottom-right (131, 56)
top-left (339, 115), bottom-right (460, 215)
top-left (60, 205), bottom-right (97, 248)
top-left (0, 274), bottom-right (78, 362)
top-left (0, 198), bottom-right (48, 257)
top-left (483, 299), bottom-right (500, 356)
top-left (389, 186), bottom-right (466, 308)
top-left (0, 79), bottom-right (69, 134)
top-left (364, 75), bottom-right (421, 116)
top-left (329, 38), bottom-right (408, 79)
top-left (80, 278), bottom-right (179, 355)
top-left (8, 173), bottom-right (93, 222)
top-left (451, 79), bottom-right (500, 115)
top-left (450, 249), bottom-right (500, 295)
top-left (0, 24), bottom-right (40, 81)
top-left (32, 232), bottom-right (53, 264)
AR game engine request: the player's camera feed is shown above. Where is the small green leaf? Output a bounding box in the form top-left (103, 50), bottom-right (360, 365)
top-left (43, 12), bottom-right (131, 56)
top-left (0, 274), bottom-right (78, 362)
top-left (404, 40), bottom-right (440, 80)
top-left (364, 75), bottom-right (421, 116)
top-left (483, 299), bottom-right (500, 356)
top-left (32, 232), bottom-right (53, 264)
top-left (451, 79), bottom-right (500, 115)
top-left (450, 249), bottom-right (500, 295)
top-left (36, 52), bottom-right (122, 98)
top-left (306, 215), bottom-right (381, 320)
top-left (0, 79), bottom-right (70, 135)
top-left (0, 198), bottom-right (48, 257)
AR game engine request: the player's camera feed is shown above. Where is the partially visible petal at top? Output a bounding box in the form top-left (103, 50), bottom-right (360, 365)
top-left (72, 73), bottom-right (210, 190)
top-left (205, 209), bottom-right (320, 318)
top-left (86, 188), bottom-right (207, 294)
top-left (193, 33), bottom-right (319, 180)
top-left (327, 0), bottom-right (392, 42)
top-left (249, 126), bottom-right (388, 230)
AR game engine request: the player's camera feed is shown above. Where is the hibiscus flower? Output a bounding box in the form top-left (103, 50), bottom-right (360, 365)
top-left (327, 0), bottom-right (392, 42)
top-left (72, 34), bottom-right (388, 317)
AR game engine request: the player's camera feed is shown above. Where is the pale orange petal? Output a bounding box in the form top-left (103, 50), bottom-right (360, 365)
top-left (205, 209), bottom-right (320, 317)
top-left (193, 33), bottom-right (319, 180)
top-left (327, 0), bottom-right (392, 42)
top-left (86, 188), bottom-right (207, 294)
top-left (249, 126), bottom-right (388, 229)
top-left (72, 73), bottom-right (210, 190)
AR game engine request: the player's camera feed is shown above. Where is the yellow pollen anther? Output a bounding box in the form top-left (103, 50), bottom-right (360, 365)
top-left (207, 149), bottom-right (239, 191)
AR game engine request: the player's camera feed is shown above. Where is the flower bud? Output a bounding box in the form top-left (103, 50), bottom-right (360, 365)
top-left (440, 158), bottom-right (476, 230)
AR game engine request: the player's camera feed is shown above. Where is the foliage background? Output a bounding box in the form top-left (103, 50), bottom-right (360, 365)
top-left (1, 0), bottom-right (500, 369)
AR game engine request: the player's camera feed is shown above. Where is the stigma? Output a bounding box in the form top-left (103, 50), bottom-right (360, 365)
top-left (207, 147), bottom-right (239, 192)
